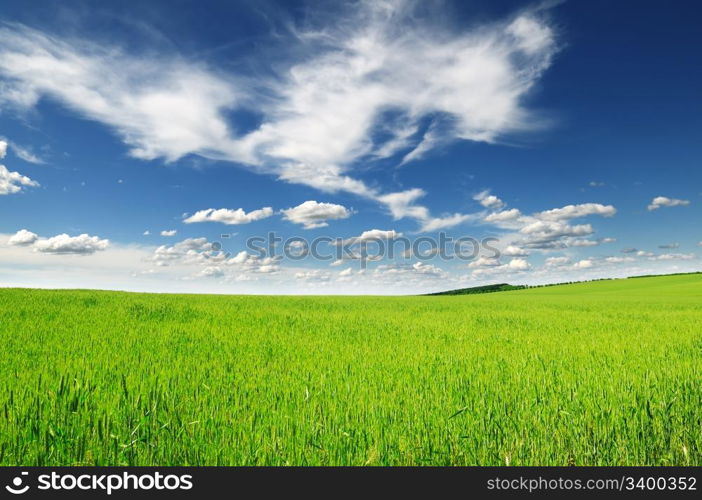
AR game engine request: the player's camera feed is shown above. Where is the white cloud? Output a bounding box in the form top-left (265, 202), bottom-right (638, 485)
top-left (649, 253), bottom-right (695, 261)
top-left (281, 201), bottom-right (352, 229)
top-left (519, 220), bottom-right (594, 248)
top-left (151, 237), bottom-right (212, 266)
top-left (0, 4), bottom-right (557, 228)
top-left (34, 233), bottom-right (110, 255)
top-left (160, 230), bottom-right (177, 237)
top-left (502, 245), bottom-right (529, 257)
top-left (0, 26), bottom-right (239, 163)
top-left (536, 203), bottom-right (616, 220)
top-left (143, 230), bottom-right (150, 236)
top-left (485, 208), bottom-right (522, 223)
top-left (8, 229), bottom-right (38, 246)
top-left (647, 196), bottom-right (690, 211)
top-left (376, 188), bottom-right (474, 231)
top-left (474, 190), bottom-right (505, 210)
top-left (468, 256), bottom-right (501, 268)
top-left (419, 213), bottom-right (474, 232)
top-left (377, 188), bottom-right (429, 220)
top-left (507, 258), bottom-right (530, 270)
top-left (342, 229), bottom-right (402, 246)
top-left (0, 164), bottom-right (39, 195)
top-left (225, 251), bottom-right (280, 274)
top-left (195, 266), bottom-right (225, 279)
top-left (295, 269), bottom-right (331, 282)
top-left (339, 267), bottom-right (353, 277)
top-left (573, 259), bottom-right (594, 269)
top-left (568, 237), bottom-right (616, 247)
top-left (373, 262), bottom-right (447, 280)
top-left (604, 256), bottom-right (634, 264)
top-left (0, 137), bottom-right (45, 164)
top-left (470, 256), bottom-right (531, 277)
top-left (183, 207), bottom-right (273, 225)
top-left (545, 256), bottom-right (570, 267)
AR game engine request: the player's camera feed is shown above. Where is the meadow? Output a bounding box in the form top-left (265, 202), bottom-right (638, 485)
top-left (0, 274), bottom-right (701, 466)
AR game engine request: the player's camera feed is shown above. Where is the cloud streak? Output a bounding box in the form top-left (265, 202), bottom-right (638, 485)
top-left (0, 2), bottom-right (558, 229)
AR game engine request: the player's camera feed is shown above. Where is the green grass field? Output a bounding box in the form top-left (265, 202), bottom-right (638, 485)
top-left (1, 274), bottom-right (701, 466)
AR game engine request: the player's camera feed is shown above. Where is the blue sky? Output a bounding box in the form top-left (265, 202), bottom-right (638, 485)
top-left (0, 0), bottom-right (700, 294)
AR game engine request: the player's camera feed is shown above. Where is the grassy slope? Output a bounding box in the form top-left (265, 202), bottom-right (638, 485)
top-left (0, 274), bottom-right (701, 465)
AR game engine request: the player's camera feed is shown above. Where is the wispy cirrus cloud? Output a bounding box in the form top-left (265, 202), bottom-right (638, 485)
top-left (0, 1), bottom-right (558, 230)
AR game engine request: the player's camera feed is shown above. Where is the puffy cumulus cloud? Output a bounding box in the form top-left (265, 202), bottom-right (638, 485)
top-left (545, 256), bottom-right (570, 267)
top-left (150, 239), bottom-right (280, 277)
top-left (572, 259), bottom-right (594, 269)
top-left (506, 258), bottom-right (530, 270)
top-left (502, 245), bottom-right (530, 257)
top-left (341, 229), bottom-right (402, 246)
top-left (519, 220), bottom-right (594, 248)
top-left (281, 201), bottom-right (352, 229)
top-left (373, 262), bottom-right (447, 281)
top-left (484, 208), bottom-right (522, 223)
top-left (226, 251), bottom-right (280, 274)
top-left (160, 230), bottom-right (177, 237)
top-left (183, 207), bottom-right (273, 225)
top-left (34, 233), bottom-right (110, 255)
top-left (0, 140), bottom-right (6, 158)
top-left (151, 237), bottom-right (213, 266)
top-left (469, 256), bottom-right (502, 268)
top-left (647, 196), bottom-right (690, 211)
top-left (0, 4), bottom-right (557, 229)
top-left (8, 229), bottom-right (38, 246)
top-left (5, 229), bottom-right (109, 255)
top-left (474, 190), bottom-right (505, 210)
top-left (536, 203), bottom-right (616, 221)
top-left (0, 164), bottom-right (38, 195)
top-left (477, 195), bottom-right (617, 251)
top-left (470, 257), bottom-right (531, 277)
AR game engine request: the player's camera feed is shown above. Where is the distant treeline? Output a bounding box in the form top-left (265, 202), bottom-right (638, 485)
top-left (628, 271), bottom-right (702, 279)
top-left (426, 283), bottom-right (526, 296)
top-left (425, 271), bottom-right (701, 296)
